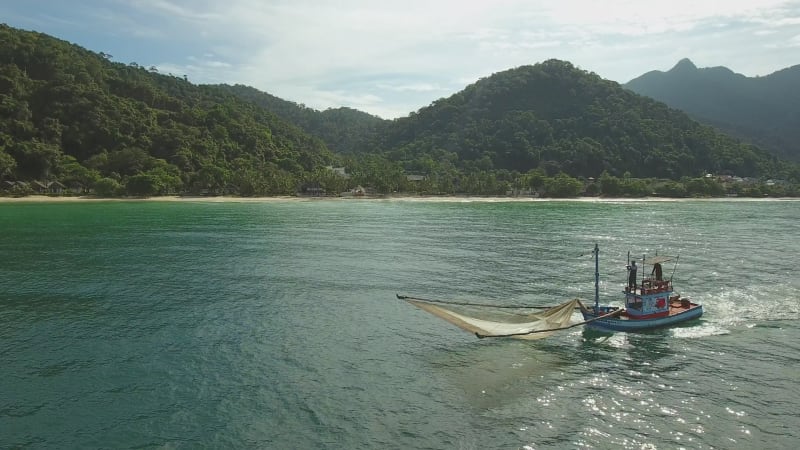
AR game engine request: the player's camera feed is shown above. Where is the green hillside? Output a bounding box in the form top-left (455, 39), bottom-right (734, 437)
top-left (625, 59), bottom-right (800, 161)
top-left (0, 24), bottom-right (334, 196)
top-left (1, 24), bottom-right (797, 198)
top-left (216, 84), bottom-right (384, 154)
top-left (375, 60), bottom-right (787, 180)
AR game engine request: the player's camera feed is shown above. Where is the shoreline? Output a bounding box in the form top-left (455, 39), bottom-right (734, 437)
top-left (1, 194), bottom-right (798, 204)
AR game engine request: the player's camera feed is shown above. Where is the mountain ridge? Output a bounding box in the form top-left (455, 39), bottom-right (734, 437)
top-left (625, 59), bottom-right (800, 161)
top-left (1, 24), bottom-right (798, 198)
top-left (369, 59), bottom-right (785, 180)
top-left (213, 84), bottom-right (385, 154)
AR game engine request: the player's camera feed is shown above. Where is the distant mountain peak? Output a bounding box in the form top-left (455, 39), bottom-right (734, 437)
top-left (671, 58), bottom-right (697, 72)
top-left (625, 59), bottom-right (800, 161)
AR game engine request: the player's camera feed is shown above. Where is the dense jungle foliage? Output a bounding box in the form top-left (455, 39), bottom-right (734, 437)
top-left (0, 24), bottom-right (336, 196)
top-left (374, 60), bottom-right (794, 181)
top-left (1, 24), bottom-right (798, 197)
top-left (215, 84), bottom-right (383, 155)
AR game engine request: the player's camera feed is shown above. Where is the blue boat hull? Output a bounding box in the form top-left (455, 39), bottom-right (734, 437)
top-left (581, 303), bottom-right (703, 332)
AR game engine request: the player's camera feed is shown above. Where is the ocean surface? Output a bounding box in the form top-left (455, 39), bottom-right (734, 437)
top-left (1, 198), bottom-right (799, 449)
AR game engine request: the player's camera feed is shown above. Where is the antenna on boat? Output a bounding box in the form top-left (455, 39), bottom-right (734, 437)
top-left (594, 243), bottom-right (600, 311)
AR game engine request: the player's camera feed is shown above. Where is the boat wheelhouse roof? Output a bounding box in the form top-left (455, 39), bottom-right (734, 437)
top-left (642, 255), bottom-right (675, 265)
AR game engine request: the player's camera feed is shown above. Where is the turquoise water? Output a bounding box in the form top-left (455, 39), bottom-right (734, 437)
top-left (1, 199), bottom-right (799, 449)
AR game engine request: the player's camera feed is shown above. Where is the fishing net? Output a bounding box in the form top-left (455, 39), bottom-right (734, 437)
top-left (403, 297), bottom-right (581, 340)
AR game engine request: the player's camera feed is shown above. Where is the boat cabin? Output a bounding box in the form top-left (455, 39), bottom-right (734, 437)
top-left (624, 255), bottom-right (674, 319)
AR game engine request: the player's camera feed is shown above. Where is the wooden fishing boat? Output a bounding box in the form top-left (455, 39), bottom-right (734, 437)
top-left (579, 244), bottom-right (703, 331)
top-left (398, 244), bottom-right (702, 339)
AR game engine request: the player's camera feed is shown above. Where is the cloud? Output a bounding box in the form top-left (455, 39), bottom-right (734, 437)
top-left (127, 0), bottom-right (221, 22)
top-left (766, 34), bottom-right (800, 48)
top-left (22, 0), bottom-right (797, 118)
top-left (376, 83), bottom-right (446, 93)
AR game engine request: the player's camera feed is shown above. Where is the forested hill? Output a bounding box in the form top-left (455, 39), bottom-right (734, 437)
top-left (216, 84), bottom-right (385, 154)
top-left (376, 59), bottom-right (783, 179)
top-left (625, 59), bottom-right (800, 161)
top-left (0, 24), bottom-right (334, 196)
top-left (1, 24), bottom-right (797, 198)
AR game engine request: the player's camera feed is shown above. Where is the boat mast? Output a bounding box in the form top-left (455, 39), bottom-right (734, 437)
top-left (626, 250), bottom-right (630, 288)
top-left (641, 253), bottom-right (646, 287)
top-left (594, 243), bottom-right (600, 311)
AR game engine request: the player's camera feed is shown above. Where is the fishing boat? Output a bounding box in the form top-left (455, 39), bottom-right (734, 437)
top-left (398, 244), bottom-right (702, 339)
top-left (578, 243), bottom-right (703, 331)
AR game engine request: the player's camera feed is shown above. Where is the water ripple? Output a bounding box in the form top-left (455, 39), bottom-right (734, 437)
top-left (1, 200), bottom-right (799, 448)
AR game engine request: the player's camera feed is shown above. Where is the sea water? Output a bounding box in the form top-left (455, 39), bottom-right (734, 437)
top-left (1, 198), bottom-right (799, 448)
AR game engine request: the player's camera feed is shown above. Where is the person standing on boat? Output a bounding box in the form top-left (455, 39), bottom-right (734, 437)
top-left (627, 260), bottom-right (638, 288)
top-left (652, 262), bottom-right (663, 281)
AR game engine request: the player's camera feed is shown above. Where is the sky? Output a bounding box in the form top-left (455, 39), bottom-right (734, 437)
top-left (2, 0), bottom-right (799, 119)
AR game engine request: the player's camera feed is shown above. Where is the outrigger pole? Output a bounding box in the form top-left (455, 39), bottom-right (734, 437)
top-left (670, 255), bottom-right (679, 282)
top-left (594, 243), bottom-right (600, 311)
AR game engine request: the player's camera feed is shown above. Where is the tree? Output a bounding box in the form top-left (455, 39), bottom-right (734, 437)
top-left (543, 173), bottom-right (583, 197)
top-left (143, 163), bottom-right (183, 194)
top-left (56, 155), bottom-right (100, 186)
top-left (306, 166), bottom-right (347, 195)
top-left (622, 178), bottom-right (650, 197)
top-left (653, 181), bottom-right (687, 198)
top-left (684, 177), bottom-right (725, 197)
top-left (101, 147), bottom-right (157, 176)
top-left (599, 171), bottom-right (622, 196)
top-left (125, 173), bottom-right (161, 196)
top-left (94, 177), bottom-right (122, 197)
top-left (8, 139), bottom-right (61, 179)
top-left (524, 168), bottom-right (546, 191)
top-left (0, 148), bottom-right (16, 179)
top-left (192, 164), bottom-right (230, 194)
